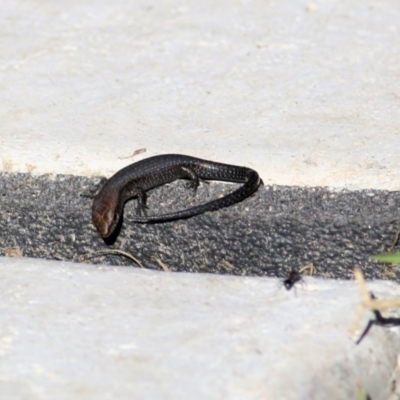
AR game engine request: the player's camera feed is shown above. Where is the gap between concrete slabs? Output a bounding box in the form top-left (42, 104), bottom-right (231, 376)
top-left (1, 257), bottom-right (400, 400)
top-left (0, 172), bottom-right (400, 280)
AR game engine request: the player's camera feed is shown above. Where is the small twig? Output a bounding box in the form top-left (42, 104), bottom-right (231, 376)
top-left (222, 260), bottom-right (235, 271)
top-left (79, 249), bottom-right (144, 268)
top-left (389, 224), bottom-right (400, 252)
top-left (356, 292), bottom-right (400, 344)
top-left (0, 247), bottom-right (23, 257)
top-left (351, 267), bottom-right (400, 335)
top-left (118, 148), bottom-right (147, 160)
top-left (151, 256), bottom-right (170, 272)
top-left (299, 263), bottom-right (316, 276)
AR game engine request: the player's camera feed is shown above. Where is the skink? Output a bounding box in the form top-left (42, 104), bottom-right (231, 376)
top-left (92, 154), bottom-right (261, 238)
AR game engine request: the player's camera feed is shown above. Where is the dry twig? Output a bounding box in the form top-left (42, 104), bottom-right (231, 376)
top-left (351, 267), bottom-right (400, 334)
top-left (79, 249), bottom-right (144, 268)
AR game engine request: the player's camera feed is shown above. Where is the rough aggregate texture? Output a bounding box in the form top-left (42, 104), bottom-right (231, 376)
top-left (0, 172), bottom-right (399, 280)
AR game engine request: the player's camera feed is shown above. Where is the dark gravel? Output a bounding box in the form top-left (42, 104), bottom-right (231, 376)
top-left (0, 172), bottom-right (399, 280)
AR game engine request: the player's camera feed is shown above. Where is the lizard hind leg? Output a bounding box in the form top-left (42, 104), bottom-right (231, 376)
top-left (180, 166), bottom-right (200, 192)
top-left (135, 189), bottom-right (148, 216)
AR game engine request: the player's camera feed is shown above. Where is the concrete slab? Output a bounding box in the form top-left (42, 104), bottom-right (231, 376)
top-left (1, 257), bottom-right (400, 400)
top-left (0, 0), bottom-right (399, 189)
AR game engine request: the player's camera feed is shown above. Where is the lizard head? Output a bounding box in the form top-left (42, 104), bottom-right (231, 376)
top-left (92, 194), bottom-right (120, 238)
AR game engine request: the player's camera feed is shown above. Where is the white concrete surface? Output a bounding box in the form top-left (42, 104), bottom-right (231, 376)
top-left (1, 257), bottom-right (400, 400)
top-left (1, 0), bottom-right (400, 399)
top-left (1, 0), bottom-right (399, 189)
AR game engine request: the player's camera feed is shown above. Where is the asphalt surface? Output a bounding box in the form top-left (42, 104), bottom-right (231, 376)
top-left (1, 171), bottom-right (399, 281)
